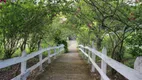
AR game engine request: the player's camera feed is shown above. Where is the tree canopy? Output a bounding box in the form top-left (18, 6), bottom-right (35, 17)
top-left (0, 0), bottom-right (142, 75)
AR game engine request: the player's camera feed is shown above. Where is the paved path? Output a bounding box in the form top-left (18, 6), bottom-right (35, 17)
top-left (36, 40), bottom-right (95, 80)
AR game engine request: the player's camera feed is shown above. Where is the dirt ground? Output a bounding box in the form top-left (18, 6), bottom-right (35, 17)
top-left (36, 40), bottom-right (96, 80)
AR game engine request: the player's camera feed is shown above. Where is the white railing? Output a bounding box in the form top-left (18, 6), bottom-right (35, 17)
top-left (78, 45), bottom-right (142, 80)
top-left (0, 44), bottom-right (64, 80)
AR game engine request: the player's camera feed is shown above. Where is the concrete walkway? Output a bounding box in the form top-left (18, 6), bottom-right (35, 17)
top-left (36, 40), bottom-right (95, 80)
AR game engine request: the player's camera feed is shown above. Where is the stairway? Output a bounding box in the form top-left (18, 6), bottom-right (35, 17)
top-left (36, 40), bottom-right (95, 80)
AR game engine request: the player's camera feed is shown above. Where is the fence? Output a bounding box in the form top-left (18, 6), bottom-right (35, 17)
top-left (78, 45), bottom-right (142, 80)
top-left (0, 44), bottom-right (64, 80)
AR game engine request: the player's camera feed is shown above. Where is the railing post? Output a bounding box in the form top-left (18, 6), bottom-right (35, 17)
top-left (48, 50), bottom-right (51, 64)
top-left (54, 48), bottom-right (57, 59)
top-left (91, 41), bottom-right (96, 72)
top-left (21, 50), bottom-right (27, 80)
top-left (81, 47), bottom-right (84, 59)
top-left (101, 47), bottom-right (107, 80)
top-left (91, 49), bottom-right (96, 72)
top-left (39, 47), bottom-right (43, 72)
top-left (134, 56), bottom-right (142, 73)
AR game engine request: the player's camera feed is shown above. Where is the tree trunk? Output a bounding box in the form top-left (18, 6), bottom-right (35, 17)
top-left (3, 50), bottom-right (12, 59)
top-left (38, 39), bottom-right (41, 50)
top-left (96, 38), bottom-right (102, 50)
top-left (20, 38), bottom-right (27, 52)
